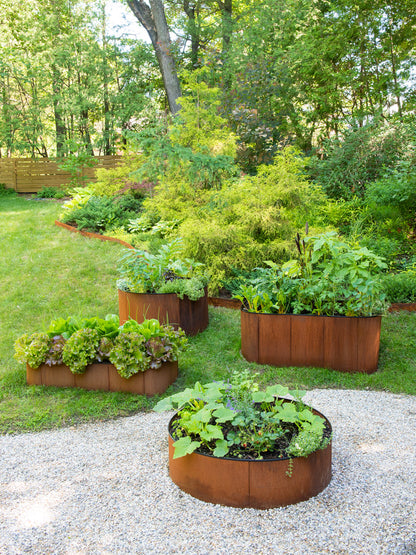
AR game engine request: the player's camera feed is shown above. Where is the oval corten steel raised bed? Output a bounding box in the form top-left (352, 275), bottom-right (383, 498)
top-left (241, 310), bottom-right (381, 373)
top-left (168, 408), bottom-right (332, 509)
top-left (26, 361), bottom-right (178, 396)
top-left (118, 289), bottom-right (209, 336)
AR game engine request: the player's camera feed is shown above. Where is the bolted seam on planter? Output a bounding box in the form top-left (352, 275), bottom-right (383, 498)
top-left (241, 310), bottom-right (381, 373)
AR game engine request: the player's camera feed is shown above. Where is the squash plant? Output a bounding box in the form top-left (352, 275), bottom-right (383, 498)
top-left (154, 371), bottom-right (331, 461)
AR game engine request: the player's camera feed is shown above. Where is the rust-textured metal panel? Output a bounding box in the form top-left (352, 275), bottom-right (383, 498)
top-left (240, 312), bottom-right (381, 373)
top-left (168, 408), bottom-right (332, 509)
top-left (118, 290), bottom-right (180, 328)
top-left (108, 365), bottom-right (145, 394)
top-left (249, 442), bottom-right (332, 508)
top-left (143, 362), bottom-right (178, 395)
top-left (74, 363), bottom-right (110, 391)
top-left (208, 297), bottom-right (241, 310)
top-left (356, 316), bottom-right (381, 373)
top-left (324, 316), bottom-right (358, 372)
top-left (169, 435), bottom-right (251, 508)
top-left (291, 315), bottom-right (325, 368)
top-left (41, 364), bottom-right (75, 388)
top-left (178, 289), bottom-right (209, 335)
top-left (240, 310), bottom-right (259, 362)
top-left (26, 364), bottom-right (42, 385)
top-left (258, 313), bottom-right (291, 367)
top-left (118, 289), bottom-right (208, 335)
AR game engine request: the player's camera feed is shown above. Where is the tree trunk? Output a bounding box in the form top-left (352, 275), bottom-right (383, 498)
top-left (52, 67), bottom-right (67, 156)
top-left (216, 0), bottom-right (233, 89)
top-left (127, 0), bottom-right (182, 114)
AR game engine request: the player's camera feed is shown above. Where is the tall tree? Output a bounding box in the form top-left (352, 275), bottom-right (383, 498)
top-left (126, 0), bottom-right (182, 113)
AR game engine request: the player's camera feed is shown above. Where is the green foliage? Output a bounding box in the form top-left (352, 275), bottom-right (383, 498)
top-left (170, 147), bottom-right (326, 292)
top-left (62, 328), bottom-right (100, 374)
top-left (14, 313), bottom-right (187, 379)
top-left (154, 371), bottom-right (329, 460)
top-left (62, 195), bottom-right (143, 233)
top-left (14, 333), bottom-right (50, 369)
top-left (109, 332), bottom-right (149, 378)
top-left (309, 121), bottom-right (411, 199)
top-left (172, 69), bottom-right (238, 158)
top-left (58, 146), bottom-right (97, 187)
top-left (89, 153), bottom-right (152, 199)
top-left (117, 240), bottom-right (208, 299)
top-left (36, 186), bottom-right (66, 199)
top-left (0, 184), bottom-right (17, 197)
top-left (382, 271), bottom-right (416, 303)
top-left (234, 232), bottom-right (387, 316)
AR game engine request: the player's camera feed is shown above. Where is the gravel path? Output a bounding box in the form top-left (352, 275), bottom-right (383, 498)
top-left (0, 389), bottom-right (415, 555)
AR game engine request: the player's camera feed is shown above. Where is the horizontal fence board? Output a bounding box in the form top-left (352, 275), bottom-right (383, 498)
top-left (0, 155), bottom-right (123, 192)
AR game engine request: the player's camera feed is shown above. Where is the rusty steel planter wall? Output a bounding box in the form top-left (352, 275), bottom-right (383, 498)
top-left (118, 289), bottom-right (209, 336)
top-left (241, 310), bottom-right (381, 373)
top-left (168, 410), bottom-right (332, 509)
top-left (26, 361), bottom-right (178, 396)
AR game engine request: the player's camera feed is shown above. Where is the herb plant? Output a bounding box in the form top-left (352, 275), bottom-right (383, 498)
top-left (154, 371), bottom-right (331, 461)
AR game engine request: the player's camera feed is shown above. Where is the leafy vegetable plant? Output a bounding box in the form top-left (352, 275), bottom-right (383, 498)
top-left (117, 239), bottom-right (208, 300)
top-left (234, 232), bottom-right (387, 316)
top-left (154, 371), bottom-right (331, 461)
top-left (14, 315), bottom-right (187, 378)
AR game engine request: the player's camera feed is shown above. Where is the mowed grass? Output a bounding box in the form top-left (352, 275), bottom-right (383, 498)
top-left (0, 194), bottom-right (415, 434)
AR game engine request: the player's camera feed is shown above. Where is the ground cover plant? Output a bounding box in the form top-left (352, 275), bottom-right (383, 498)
top-left (0, 195), bottom-right (415, 435)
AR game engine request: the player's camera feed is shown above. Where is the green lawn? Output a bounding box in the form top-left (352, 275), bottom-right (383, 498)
top-left (1, 194), bottom-right (415, 434)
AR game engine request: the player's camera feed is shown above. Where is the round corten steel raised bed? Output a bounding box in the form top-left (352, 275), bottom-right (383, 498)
top-left (241, 309), bottom-right (381, 373)
top-left (168, 408), bottom-right (332, 509)
top-left (26, 361), bottom-right (178, 396)
top-left (118, 289), bottom-right (209, 336)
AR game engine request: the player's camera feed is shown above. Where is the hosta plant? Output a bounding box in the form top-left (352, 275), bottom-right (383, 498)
top-left (154, 371), bottom-right (331, 461)
top-left (14, 315), bottom-right (187, 379)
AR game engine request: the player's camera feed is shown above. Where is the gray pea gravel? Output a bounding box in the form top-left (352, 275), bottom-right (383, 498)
top-left (0, 389), bottom-right (415, 555)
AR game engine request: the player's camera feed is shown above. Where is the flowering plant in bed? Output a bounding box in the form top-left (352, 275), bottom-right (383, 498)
top-left (14, 314), bottom-right (187, 379)
top-left (155, 371), bottom-right (331, 460)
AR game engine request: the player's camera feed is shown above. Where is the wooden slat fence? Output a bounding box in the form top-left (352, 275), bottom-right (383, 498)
top-left (0, 155), bottom-right (123, 192)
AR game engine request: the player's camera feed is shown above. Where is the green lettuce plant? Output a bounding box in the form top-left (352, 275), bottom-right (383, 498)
top-left (154, 371), bottom-right (331, 462)
top-left (14, 333), bottom-right (51, 369)
top-left (15, 315), bottom-right (187, 379)
top-left (62, 328), bottom-right (101, 374)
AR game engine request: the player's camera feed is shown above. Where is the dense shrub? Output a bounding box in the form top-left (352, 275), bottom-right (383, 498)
top-left (62, 195), bottom-right (143, 233)
top-left (145, 147), bottom-right (327, 293)
top-left (309, 120), bottom-right (412, 199)
top-left (36, 186), bottom-right (66, 199)
top-left (382, 271), bottom-right (416, 303)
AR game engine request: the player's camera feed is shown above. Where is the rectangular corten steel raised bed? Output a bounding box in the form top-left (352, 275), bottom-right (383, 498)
top-left (26, 361), bottom-right (178, 395)
top-left (241, 310), bottom-right (381, 373)
top-left (118, 289), bottom-right (208, 336)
